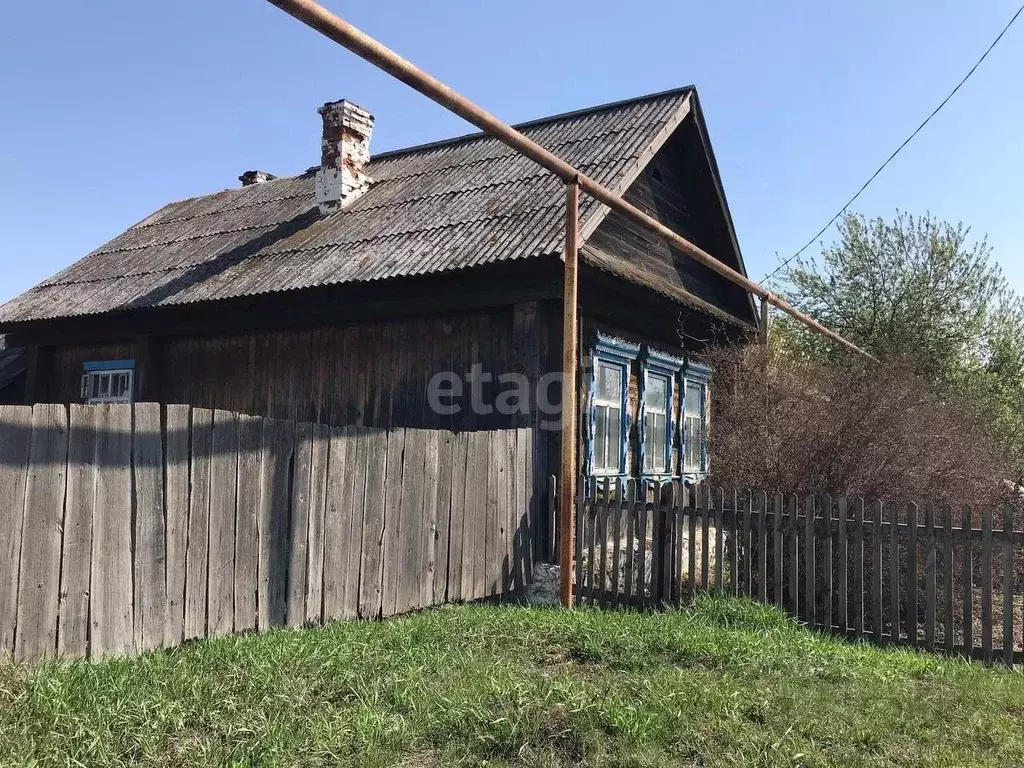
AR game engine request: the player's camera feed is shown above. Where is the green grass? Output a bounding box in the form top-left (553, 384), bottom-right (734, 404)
top-left (1, 597), bottom-right (1023, 767)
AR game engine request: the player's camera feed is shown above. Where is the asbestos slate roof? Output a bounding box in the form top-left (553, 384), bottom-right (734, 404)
top-left (0, 88), bottom-right (694, 324)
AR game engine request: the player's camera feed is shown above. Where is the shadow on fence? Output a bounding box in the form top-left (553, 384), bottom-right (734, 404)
top-left (0, 402), bottom-right (540, 664)
top-left (572, 477), bottom-right (1024, 666)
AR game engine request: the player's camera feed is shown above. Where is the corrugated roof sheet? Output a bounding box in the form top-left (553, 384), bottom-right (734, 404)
top-left (0, 88), bottom-right (692, 324)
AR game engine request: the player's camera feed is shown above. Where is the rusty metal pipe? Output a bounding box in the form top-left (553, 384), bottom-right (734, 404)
top-left (264, 0), bottom-right (876, 361)
top-left (559, 182), bottom-right (580, 608)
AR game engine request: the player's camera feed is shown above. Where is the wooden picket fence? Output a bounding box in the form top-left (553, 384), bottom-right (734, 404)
top-left (0, 403), bottom-right (537, 663)
top-left (574, 478), bottom-right (1024, 665)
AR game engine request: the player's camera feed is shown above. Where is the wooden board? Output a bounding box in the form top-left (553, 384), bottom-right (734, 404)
top-left (58, 405), bottom-right (96, 660)
top-left (208, 410), bottom-right (239, 637)
top-left (257, 417), bottom-right (294, 630)
top-left (184, 408), bottom-right (213, 641)
top-left (464, 431), bottom-right (490, 601)
top-left (383, 428), bottom-right (413, 617)
top-left (0, 405), bottom-right (33, 658)
top-left (804, 496), bottom-right (816, 627)
top-left (132, 403), bottom-right (168, 652)
top-left (836, 497), bottom-right (848, 632)
top-left (924, 503), bottom-right (936, 649)
top-left (322, 425), bottom-right (352, 621)
top-left (287, 421), bottom-right (314, 628)
top-left (305, 423), bottom-right (331, 624)
top-left (447, 431), bottom-right (470, 602)
top-left (16, 404), bottom-right (68, 663)
top-left (234, 413), bottom-right (263, 632)
top-left (431, 431), bottom-right (455, 606)
top-left (340, 427), bottom-right (367, 620)
top-left (906, 502), bottom-right (919, 647)
top-left (419, 430), bottom-right (442, 609)
top-left (358, 428), bottom-right (389, 619)
top-left (961, 507), bottom-right (973, 655)
top-left (90, 404), bottom-right (134, 658)
top-left (513, 428), bottom-right (531, 591)
top-left (164, 404), bottom-right (191, 646)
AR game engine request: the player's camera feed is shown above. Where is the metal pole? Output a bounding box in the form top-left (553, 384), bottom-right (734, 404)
top-left (559, 182), bottom-right (580, 608)
top-left (760, 296), bottom-right (770, 347)
top-left (263, 0), bottom-right (877, 363)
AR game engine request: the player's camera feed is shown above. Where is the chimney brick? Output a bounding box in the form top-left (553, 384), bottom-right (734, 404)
top-left (316, 100), bottom-right (375, 214)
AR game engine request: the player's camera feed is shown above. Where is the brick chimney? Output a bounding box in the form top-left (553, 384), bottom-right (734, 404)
top-left (239, 170), bottom-right (277, 187)
top-left (316, 100), bottom-right (375, 214)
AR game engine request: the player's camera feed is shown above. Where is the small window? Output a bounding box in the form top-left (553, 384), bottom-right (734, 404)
top-left (81, 360), bottom-right (135, 404)
top-left (682, 372), bottom-right (710, 476)
top-left (593, 360), bottom-right (624, 474)
top-left (643, 374), bottom-right (670, 474)
top-left (588, 334), bottom-right (639, 477)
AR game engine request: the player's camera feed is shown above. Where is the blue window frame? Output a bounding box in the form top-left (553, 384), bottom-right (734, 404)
top-left (640, 349), bottom-right (683, 478)
top-left (586, 334), bottom-right (639, 477)
top-left (81, 359), bottom-right (135, 404)
top-left (682, 361), bottom-right (711, 479)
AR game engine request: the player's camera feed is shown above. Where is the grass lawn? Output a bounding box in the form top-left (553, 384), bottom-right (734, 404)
top-left (1, 597), bottom-right (1022, 767)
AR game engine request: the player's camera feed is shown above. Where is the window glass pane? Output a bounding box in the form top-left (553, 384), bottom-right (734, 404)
top-left (685, 381), bottom-right (702, 417)
top-left (91, 375), bottom-right (100, 399)
top-left (647, 375), bottom-right (668, 412)
top-left (643, 412), bottom-right (655, 472)
top-left (606, 405), bottom-right (621, 471)
top-left (99, 374), bottom-right (110, 398)
top-left (684, 415), bottom-right (702, 471)
top-left (594, 404), bottom-right (608, 472)
top-left (657, 413), bottom-right (668, 471)
top-left (596, 361), bottom-right (622, 404)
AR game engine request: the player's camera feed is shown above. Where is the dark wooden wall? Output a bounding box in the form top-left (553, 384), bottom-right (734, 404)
top-left (49, 342), bottom-right (136, 403)
top-left (155, 304), bottom-right (555, 432)
top-left (31, 300), bottom-right (562, 562)
top-left (587, 116), bottom-right (753, 325)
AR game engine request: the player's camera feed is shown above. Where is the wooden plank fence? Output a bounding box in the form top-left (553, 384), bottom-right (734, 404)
top-left (573, 478), bottom-right (1024, 665)
top-left (0, 403), bottom-right (536, 663)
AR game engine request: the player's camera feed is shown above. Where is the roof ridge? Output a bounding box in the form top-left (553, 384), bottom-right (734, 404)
top-left (369, 85), bottom-right (694, 162)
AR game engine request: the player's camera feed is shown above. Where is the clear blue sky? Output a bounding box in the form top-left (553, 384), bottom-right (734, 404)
top-left (1, 0), bottom-right (1021, 305)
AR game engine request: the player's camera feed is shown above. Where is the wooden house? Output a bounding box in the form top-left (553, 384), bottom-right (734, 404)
top-left (0, 86), bottom-right (757, 555)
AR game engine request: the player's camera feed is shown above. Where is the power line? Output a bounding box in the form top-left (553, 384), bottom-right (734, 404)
top-left (760, 2), bottom-right (1024, 286)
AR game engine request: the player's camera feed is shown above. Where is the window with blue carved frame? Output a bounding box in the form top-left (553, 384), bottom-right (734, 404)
top-left (81, 359), bottom-right (135, 404)
top-left (640, 349), bottom-right (683, 477)
top-left (682, 362), bottom-right (711, 478)
top-left (588, 334), bottom-right (639, 476)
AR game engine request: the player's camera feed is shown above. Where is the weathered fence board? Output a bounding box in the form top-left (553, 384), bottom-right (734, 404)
top-left (322, 425), bottom-right (351, 622)
top-left (381, 428), bottom-right (408, 618)
top-left (358, 428), bottom-right (389, 620)
top-left (184, 408), bottom-right (213, 641)
top-left (16, 404), bottom-right (68, 662)
top-left (287, 422), bottom-right (314, 628)
top-left (132, 403), bottom-right (167, 652)
top-left (1, 404), bottom-right (535, 664)
top-left (0, 405), bottom-right (33, 658)
top-left (234, 414), bottom-right (263, 633)
top-left (258, 417), bottom-right (294, 631)
top-left (305, 424), bottom-right (331, 624)
top-left (58, 405), bottom-right (95, 660)
top-left (339, 427), bottom-right (366, 620)
top-left (90, 405), bottom-right (133, 658)
top-left (573, 481), bottom-right (1024, 665)
top-left (165, 404), bottom-right (191, 645)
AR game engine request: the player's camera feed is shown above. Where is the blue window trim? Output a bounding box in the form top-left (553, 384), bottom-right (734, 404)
top-left (586, 333), bottom-right (639, 479)
top-left (681, 361), bottom-right (712, 481)
top-left (639, 349), bottom-right (683, 480)
top-left (83, 359), bottom-right (135, 373)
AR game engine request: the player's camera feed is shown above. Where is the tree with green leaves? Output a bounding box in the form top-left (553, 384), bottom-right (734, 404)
top-left (772, 211), bottom-right (1024, 474)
